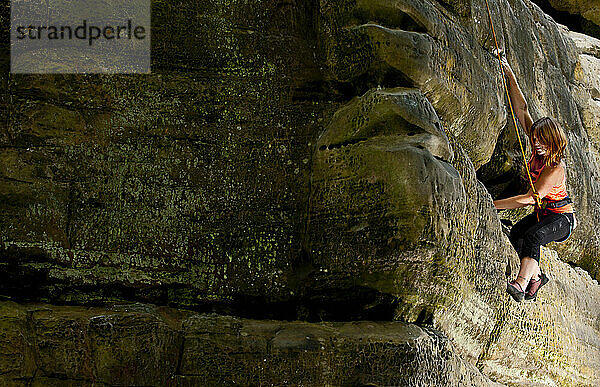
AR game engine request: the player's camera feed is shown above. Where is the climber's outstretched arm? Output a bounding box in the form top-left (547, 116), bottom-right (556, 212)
top-left (493, 192), bottom-right (535, 210)
top-left (493, 164), bottom-right (563, 210)
top-left (500, 57), bottom-right (534, 136)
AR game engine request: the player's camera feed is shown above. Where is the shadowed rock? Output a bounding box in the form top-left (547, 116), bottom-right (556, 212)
top-left (2, 0), bottom-right (600, 385)
top-left (0, 300), bottom-right (501, 386)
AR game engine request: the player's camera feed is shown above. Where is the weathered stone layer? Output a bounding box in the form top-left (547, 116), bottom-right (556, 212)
top-left (0, 300), bottom-right (499, 386)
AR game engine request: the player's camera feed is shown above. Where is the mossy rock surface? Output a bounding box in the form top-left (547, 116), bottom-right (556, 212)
top-left (3, 0), bottom-right (600, 385)
top-left (0, 300), bottom-right (500, 386)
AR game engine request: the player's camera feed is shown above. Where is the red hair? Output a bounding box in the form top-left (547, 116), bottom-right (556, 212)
top-left (530, 117), bottom-right (567, 167)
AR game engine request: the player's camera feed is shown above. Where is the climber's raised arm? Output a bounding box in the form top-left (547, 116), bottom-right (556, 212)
top-left (499, 56), bottom-right (534, 137)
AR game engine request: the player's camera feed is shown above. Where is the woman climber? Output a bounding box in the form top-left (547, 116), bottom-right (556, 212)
top-left (493, 56), bottom-right (576, 302)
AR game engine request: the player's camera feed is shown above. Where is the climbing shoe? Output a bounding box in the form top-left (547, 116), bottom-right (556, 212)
top-left (524, 272), bottom-right (549, 301)
top-left (506, 280), bottom-right (525, 302)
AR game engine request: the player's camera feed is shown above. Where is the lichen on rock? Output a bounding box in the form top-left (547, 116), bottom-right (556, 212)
top-left (2, 0), bottom-right (600, 385)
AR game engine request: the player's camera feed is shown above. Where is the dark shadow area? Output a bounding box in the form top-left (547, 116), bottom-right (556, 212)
top-left (475, 123), bottom-right (529, 200)
top-left (337, 66), bottom-right (415, 100)
top-left (476, 156), bottom-right (527, 200)
top-left (531, 0), bottom-right (600, 40)
top-left (294, 285), bottom-right (399, 322)
top-left (293, 66), bottom-right (415, 104)
top-left (0, 244), bottom-right (399, 322)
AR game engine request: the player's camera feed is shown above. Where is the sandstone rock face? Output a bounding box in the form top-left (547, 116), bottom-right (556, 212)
top-left (0, 301), bottom-right (501, 386)
top-left (0, 302), bottom-right (181, 386)
top-left (2, 0), bottom-right (600, 385)
top-left (1, 0), bottom-right (322, 307)
top-left (482, 247), bottom-right (600, 385)
top-left (314, 0), bottom-right (600, 383)
top-left (308, 84), bottom-right (510, 365)
top-left (320, 0), bottom-right (507, 168)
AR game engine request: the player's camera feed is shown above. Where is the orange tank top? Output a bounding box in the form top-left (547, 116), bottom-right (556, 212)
top-left (527, 151), bottom-right (573, 214)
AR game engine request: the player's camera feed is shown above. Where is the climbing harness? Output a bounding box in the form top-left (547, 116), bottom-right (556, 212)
top-left (483, 0), bottom-right (543, 220)
top-left (539, 196), bottom-right (572, 210)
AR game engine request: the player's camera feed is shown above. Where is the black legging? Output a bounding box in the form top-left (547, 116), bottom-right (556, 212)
top-left (509, 211), bottom-right (574, 262)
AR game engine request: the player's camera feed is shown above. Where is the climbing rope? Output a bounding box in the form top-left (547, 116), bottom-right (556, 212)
top-left (483, 0), bottom-right (542, 219)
